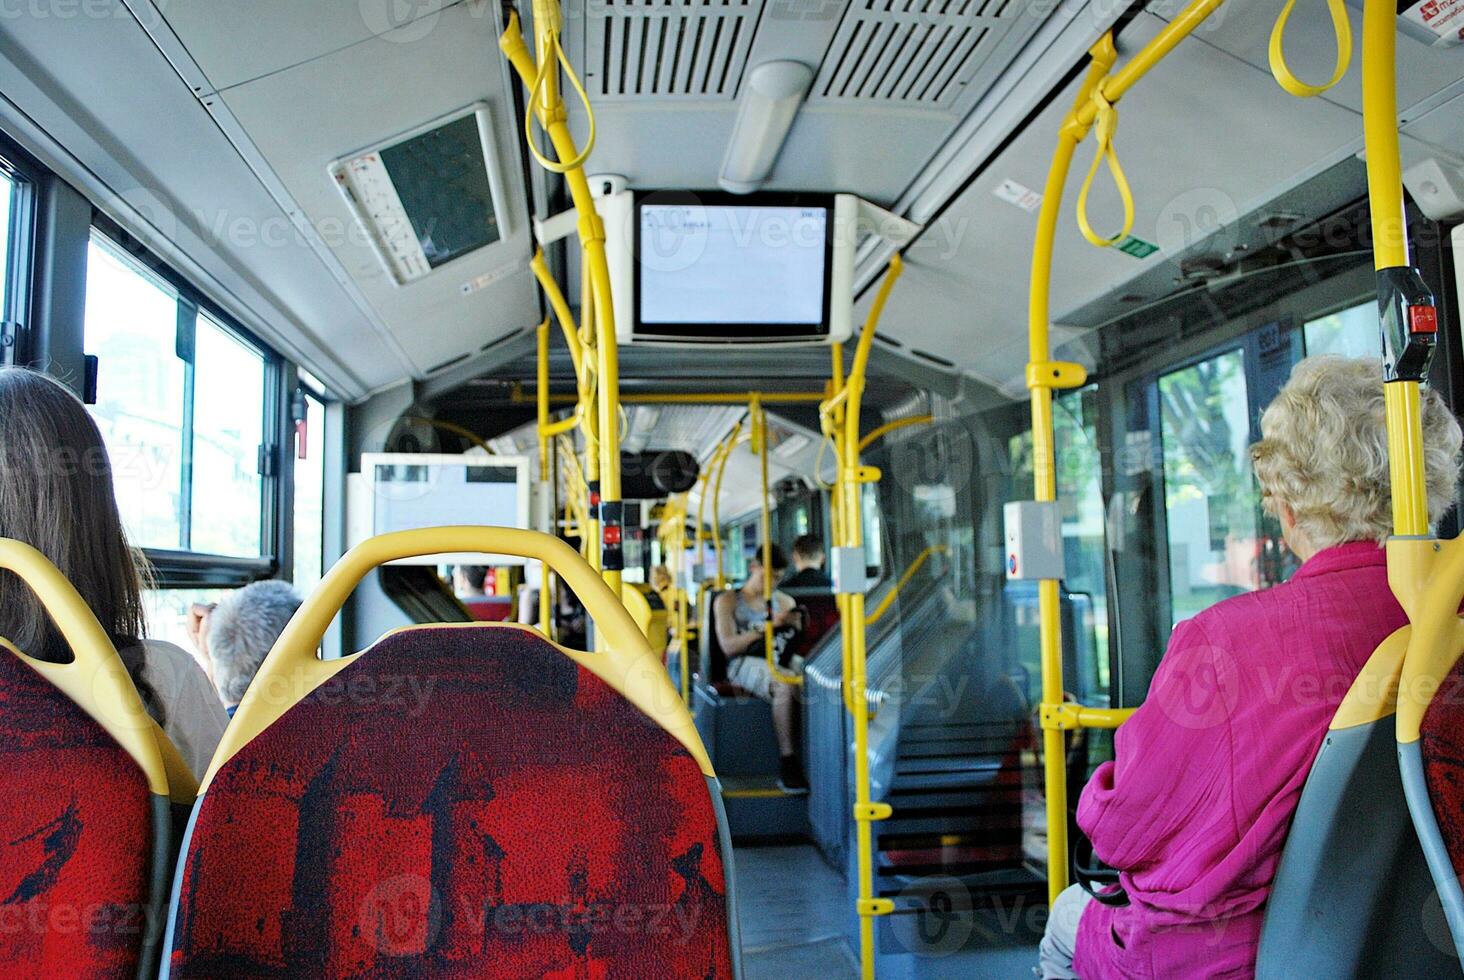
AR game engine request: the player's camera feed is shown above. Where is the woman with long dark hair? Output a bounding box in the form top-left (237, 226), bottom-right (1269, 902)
top-left (0, 367), bottom-right (227, 777)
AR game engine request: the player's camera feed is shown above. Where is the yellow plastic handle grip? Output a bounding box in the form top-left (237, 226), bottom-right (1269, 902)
top-left (1270, 0), bottom-right (1353, 98)
top-left (0, 538), bottom-right (171, 796)
top-left (273, 526), bottom-right (650, 666)
top-left (1075, 89), bottom-right (1135, 248)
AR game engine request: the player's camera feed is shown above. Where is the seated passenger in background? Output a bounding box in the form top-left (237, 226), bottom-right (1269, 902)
top-left (189, 581), bottom-right (301, 718)
top-left (714, 544), bottom-right (808, 792)
top-left (1039, 356), bottom-right (1463, 979)
top-left (454, 564), bottom-right (489, 598)
top-left (782, 534), bottom-right (832, 590)
top-left (0, 367), bottom-right (229, 780)
top-left (454, 564), bottom-right (506, 622)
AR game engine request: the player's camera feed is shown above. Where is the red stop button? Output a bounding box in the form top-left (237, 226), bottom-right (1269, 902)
top-left (1409, 305), bottom-right (1438, 335)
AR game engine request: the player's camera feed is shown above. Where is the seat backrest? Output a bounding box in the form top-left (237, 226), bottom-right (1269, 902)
top-left (1258, 627), bottom-right (1458, 978)
top-left (164, 527), bottom-right (738, 979)
top-left (0, 539), bottom-right (182, 980)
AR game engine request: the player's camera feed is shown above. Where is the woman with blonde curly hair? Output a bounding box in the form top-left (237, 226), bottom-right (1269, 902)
top-left (1039, 355), bottom-right (1463, 979)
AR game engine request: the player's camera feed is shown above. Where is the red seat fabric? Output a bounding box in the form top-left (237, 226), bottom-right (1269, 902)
top-left (168, 626), bottom-right (733, 978)
top-left (0, 653), bottom-right (153, 979)
top-left (1419, 655), bottom-right (1464, 878)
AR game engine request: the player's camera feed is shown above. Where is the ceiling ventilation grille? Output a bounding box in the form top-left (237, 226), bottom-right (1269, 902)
top-left (585, 0), bottom-right (764, 100)
top-left (811, 0), bottom-right (1018, 110)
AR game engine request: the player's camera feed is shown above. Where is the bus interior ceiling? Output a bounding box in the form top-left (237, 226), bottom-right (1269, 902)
top-left (2, 0), bottom-right (1464, 977)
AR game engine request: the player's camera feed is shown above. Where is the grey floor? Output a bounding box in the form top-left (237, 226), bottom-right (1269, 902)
top-left (735, 845), bottom-right (858, 978)
top-left (732, 844), bottom-right (1044, 979)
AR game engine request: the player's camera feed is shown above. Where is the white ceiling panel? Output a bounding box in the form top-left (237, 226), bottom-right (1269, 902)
top-left (1404, 89), bottom-right (1464, 160)
top-left (857, 12), bottom-right (1367, 393)
top-left (566, 0), bottom-right (1052, 201)
top-left (159, 0), bottom-right (458, 91)
top-left (0, 4), bottom-right (405, 399)
top-left (218, 2), bottom-right (540, 378)
top-left (1176, 1), bottom-right (1463, 120)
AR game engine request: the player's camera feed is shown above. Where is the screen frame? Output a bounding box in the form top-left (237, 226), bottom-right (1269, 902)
top-left (631, 190), bottom-right (838, 342)
top-left (360, 452), bottom-right (531, 565)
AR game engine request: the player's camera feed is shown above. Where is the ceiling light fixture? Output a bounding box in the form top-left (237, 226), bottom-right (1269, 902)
top-left (719, 61), bottom-right (814, 195)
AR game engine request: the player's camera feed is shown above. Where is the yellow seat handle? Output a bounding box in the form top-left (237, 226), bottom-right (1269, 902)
top-left (1269, 0), bottom-right (1353, 98)
top-left (1075, 88), bottom-right (1135, 248)
top-left (272, 527), bottom-right (646, 668)
top-left (0, 539), bottom-right (172, 798)
top-left (206, 527), bottom-right (718, 790)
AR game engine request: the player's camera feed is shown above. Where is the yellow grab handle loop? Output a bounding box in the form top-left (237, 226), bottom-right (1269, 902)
top-left (524, 33), bottom-right (597, 174)
top-left (1269, 0), bottom-right (1352, 98)
top-left (1075, 87), bottom-right (1135, 248)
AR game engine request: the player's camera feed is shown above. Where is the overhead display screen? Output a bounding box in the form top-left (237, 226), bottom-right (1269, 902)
top-left (634, 193), bottom-right (834, 339)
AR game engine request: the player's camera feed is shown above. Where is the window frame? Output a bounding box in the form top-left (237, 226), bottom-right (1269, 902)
top-left (0, 132), bottom-right (45, 367)
top-left (87, 215), bottom-right (288, 590)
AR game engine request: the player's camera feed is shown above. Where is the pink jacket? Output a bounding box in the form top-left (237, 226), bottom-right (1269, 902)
top-left (1074, 541), bottom-right (1405, 979)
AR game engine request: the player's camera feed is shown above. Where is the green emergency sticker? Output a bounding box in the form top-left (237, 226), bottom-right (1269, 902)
top-left (1117, 236), bottom-right (1159, 259)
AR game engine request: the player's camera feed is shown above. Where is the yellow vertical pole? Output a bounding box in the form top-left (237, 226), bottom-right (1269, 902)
top-left (1026, 35), bottom-right (1117, 907)
top-left (710, 424), bottom-right (741, 589)
top-left (1362, 0), bottom-right (1431, 539)
top-left (753, 397), bottom-right (777, 667)
top-left (502, 8), bottom-right (622, 593)
top-left (537, 319), bottom-right (554, 635)
top-left (831, 257), bottom-right (903, 980)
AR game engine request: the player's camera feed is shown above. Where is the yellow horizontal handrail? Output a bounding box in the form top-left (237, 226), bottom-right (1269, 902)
top-left (515, 388), bottom-right (826, 406)
top-left (858, 414), bottom-right (933, 453)
top-left (1040, 703), bottom-right (1137, 731)
top-left (403, 417), bottom-right (494, 455)
top-left (866, 545), bottom-right (948, 625)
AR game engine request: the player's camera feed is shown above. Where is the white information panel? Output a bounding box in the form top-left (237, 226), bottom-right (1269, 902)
top-left (362, 453), bottom-right (531, 565)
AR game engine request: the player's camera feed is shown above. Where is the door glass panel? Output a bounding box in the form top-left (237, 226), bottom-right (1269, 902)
top-left (1159, 349), bottom-right (1259, 624)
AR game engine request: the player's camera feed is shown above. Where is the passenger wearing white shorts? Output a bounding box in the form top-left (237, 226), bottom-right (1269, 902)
top-left (714, 544), bottom-right (808, 792)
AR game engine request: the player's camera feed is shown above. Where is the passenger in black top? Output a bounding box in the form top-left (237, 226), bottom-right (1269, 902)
top-left (781, 534), bottom-right (832, 590)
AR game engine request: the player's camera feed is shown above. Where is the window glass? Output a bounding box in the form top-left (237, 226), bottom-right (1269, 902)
top-left (191, 313), bottom-right (264, 556)
top-left (292, 390), bottom-right (326, 592)
top-left (142, 587), bottom-right (228, 654)
top-left (84, 235), bottom-right (187, 550)
top-left (1159, 349), bottom-right (1258, 624)
top-left (1304, 301), bottom-right (1377, 359)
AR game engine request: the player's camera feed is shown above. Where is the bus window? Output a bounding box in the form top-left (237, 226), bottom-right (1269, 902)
top-left (84, 233), bottom-right (187, 550)
top-left (293, 388), bottom-right (326, 592)
top-left (1159, 349), bottom-right (1258, 625)
top-left (191, 313), bottom-right (265, 557)
top-left (1304, 301), bottom-right (1377, 359)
